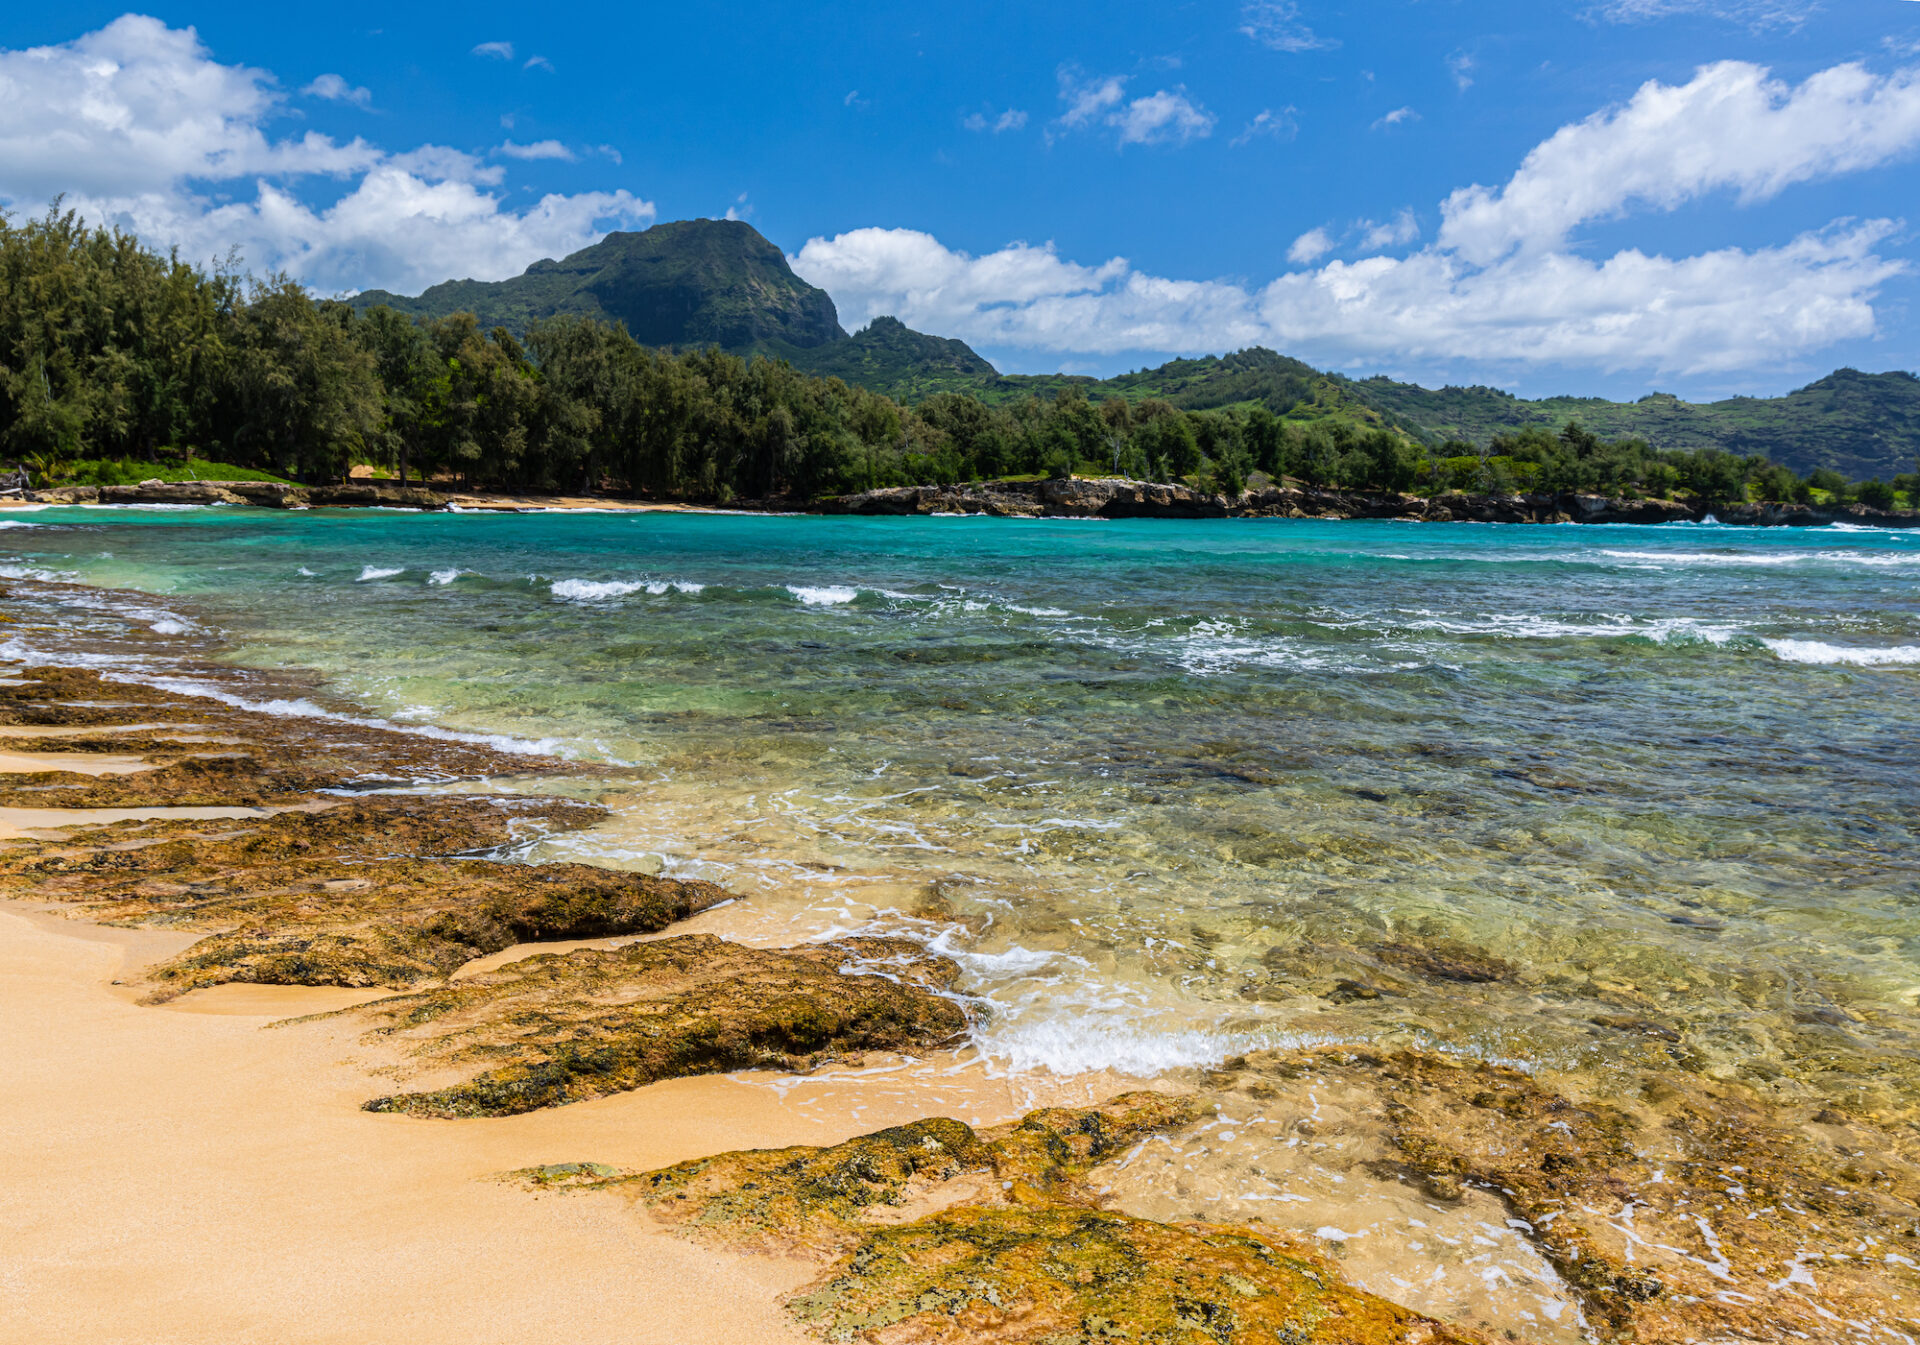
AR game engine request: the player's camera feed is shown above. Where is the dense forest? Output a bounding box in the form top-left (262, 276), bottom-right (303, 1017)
top-left (3, 208), bottom-right (1914, 508)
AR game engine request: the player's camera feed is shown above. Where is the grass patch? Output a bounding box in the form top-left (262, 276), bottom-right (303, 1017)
top-left (49, 459), bottom-right (297, 486)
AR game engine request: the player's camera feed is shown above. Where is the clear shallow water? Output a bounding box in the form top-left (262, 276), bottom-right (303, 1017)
top-left (5, 506), bottom-right (1919, 1105)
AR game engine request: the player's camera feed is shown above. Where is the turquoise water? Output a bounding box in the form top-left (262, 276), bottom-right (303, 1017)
top-left (4, 505), bottom-right (1919, 1102)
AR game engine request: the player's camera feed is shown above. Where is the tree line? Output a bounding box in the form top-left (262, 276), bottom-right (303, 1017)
top-left (3, 207), bottom-right (1913, 508)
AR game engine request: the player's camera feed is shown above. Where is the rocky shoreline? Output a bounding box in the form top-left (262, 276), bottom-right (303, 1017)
top-left (15, 474), bottom-right (1918, 526)
top-left (5, 584), bottom-right (1919, 1343)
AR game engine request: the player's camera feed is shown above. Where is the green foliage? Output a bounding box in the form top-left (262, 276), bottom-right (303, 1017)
top-left (1353, 368), bottom-right (1920, 482)
top-left (2, 207), bottom-right (1911, 510)
top-left (49, 458), bottom-right (294, 486)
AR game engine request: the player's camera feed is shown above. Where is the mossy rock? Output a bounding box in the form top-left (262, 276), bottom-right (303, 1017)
top-left (359, 934), bottom-right (969, 1117)
top-left (788, 1204), bottom-right (1483, 1344)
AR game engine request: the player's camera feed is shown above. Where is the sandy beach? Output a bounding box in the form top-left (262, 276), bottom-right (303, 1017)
top-left (3, 896), bottom-right (1147, 1345)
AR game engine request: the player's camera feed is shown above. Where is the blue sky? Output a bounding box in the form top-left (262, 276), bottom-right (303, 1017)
top-left (3, 3), bottom-right (1919, 399)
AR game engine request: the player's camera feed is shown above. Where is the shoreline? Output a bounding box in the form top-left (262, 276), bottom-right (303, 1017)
top-left (11, 474), bottom-right (1917, 527)
top-left (3, 572), bottom-right (1918, 1343)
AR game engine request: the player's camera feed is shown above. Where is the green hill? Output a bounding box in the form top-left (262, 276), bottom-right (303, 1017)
top-left (1350, 367), bottom-right (1920, 480)
top-left (777, 316), bottom-right (998, 396)
top-left (351, 219), bottom-right (846, 351)
top-left (351, 217), bottom-right (1920, 479)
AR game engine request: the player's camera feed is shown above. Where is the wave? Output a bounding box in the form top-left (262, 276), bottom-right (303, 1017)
top-left (550, 577), bottom-right (705, 602)
top-left (1762, 639), bottom-right (1920, 667)
top-left (0, 520), bottom-right (40, 529)
top-left (428, 568), bottom-right (466, 586)
top-left (788, 584), bottom-right (858, 606)
top-left (1602, 548), bottom-right (1914, 569)
top-left (356, 565), bottom-right (404, 582)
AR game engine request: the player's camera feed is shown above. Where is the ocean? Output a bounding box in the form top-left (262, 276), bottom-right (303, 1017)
top-left (5, 504), bottom-right (1918, 1100)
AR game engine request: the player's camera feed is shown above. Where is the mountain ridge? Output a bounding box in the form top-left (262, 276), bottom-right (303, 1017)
top-left (351, 218), bottom-right (1920, 480)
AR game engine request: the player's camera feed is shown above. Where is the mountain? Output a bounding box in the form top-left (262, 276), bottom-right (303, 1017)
top-left (1351, 367), bottom-right (1920, 480)
top-left (353, 218), bottom-right (1920, 479)
top-left (777, 316), bottom-right (997, 396)
top-left (351, 218), bottom-right (846, 351)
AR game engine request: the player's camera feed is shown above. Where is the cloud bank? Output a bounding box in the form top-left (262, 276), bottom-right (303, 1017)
top-left (794, 59), bottom-right (1916, 376)
top-left (0, 16), bottom-right (652, 294)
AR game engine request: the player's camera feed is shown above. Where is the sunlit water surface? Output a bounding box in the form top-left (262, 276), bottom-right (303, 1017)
top-left (5, 504), bottom-right (1918, 1099)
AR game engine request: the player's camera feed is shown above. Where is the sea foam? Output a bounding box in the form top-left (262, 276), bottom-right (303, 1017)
top-left (551, 578), bottom-right (705, 601)
top-left (1762, 639), bottom-right (1920, 667)
top-left (788, 584), bottom-right (858, 606)
top-left (357, 565), bottom-right (404, 581)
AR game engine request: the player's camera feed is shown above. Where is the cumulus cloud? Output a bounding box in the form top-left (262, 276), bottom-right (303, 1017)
top-left (1372, 106), bottom-right (1417, 129)
top-left (1240, 0), bottom-right (1337, 52)
top-left (1287, 227), bottom-right (1336, 264)
top-left (496, 139), bottom-right (575, 161)
top-left (1359, 209), bottom-right (1420, 251)
top-left (303, 73), bottom-right (371, 107)
top-left (1054, 70), bottom-right (1214, 147)
top-left (793, 58), bottom-right (1919, 377)
top-left (0, 17), bottom-right (653, 294)
top-left (1438, 60), bottom-right (1920, 264)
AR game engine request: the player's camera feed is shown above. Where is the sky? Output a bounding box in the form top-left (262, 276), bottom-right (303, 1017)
top-left (2, 3), bottom-right (1919, 400)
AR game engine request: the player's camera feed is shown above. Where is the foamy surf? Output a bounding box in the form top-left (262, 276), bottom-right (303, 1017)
top-left (356, 565), bottom-right (404, 582)
top-left (550, 578), bottom-right (706, 601)
top-left (787, 584), bottom-right (858, 606)
top-left (1762, 639), bottom-right (1920, 667)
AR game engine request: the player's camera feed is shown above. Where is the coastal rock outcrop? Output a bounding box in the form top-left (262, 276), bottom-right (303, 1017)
top-left (541, 1092), bottom-right (1487, 1345)
top-left (356, 934), bottom-right (969, 1117)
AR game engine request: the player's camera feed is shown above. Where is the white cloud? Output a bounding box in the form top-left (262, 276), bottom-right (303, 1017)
top-left (964, 107), bottom-right (1029, 133)
top-left (0, 17), bottom-right (652, 294)
top-left (1231, 107), bottom-right (1298, 146)
top-left (1447, 52), bottom-right (1476, 91)
top-left (1586, 0), bottom-right (1815, 28)
top-left (1359, 209), bottom-right (1420, 251)
top-left (523, 55), bottom-right (554, 73)
top-left (1240, 1), bottom-right (1337, 52)
top-left (1056, 69), bottom-right (1127, 129)
top-left (793, 58), bottom-right (1919, 378)
top-left (1287, 227), bottom-right (1336, 263)
top-left (1439, 60), bottom-right (1920, 265)
top-left (1112, 89), bottom-right (1215, 145)
top-left (303, 73), bottom-right (371, 107)
top-left (1372, 106), bottom-right (1418, 130)
top-left (496, 139), bottom-right (575, 161)
top-left (472, 41), bottom-right (514, 60)
top-left (1054, 70), bottom-right (1214, 147)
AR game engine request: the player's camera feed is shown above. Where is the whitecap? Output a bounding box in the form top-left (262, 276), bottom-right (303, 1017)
top-left (0, 520), bottom-right (40, 529)
top-left (149, 620), bottom-right (191, 636)
top-left (551, 577), bottom-right (704, 601)
top-left (357, 565), bottom-right (404, 582)
top-left (788, 584), bottom-right (858, 606)
top-left (428, 568), bottom-right (466, 586)
top-left (1762, 639), bottom-right (1920, 667)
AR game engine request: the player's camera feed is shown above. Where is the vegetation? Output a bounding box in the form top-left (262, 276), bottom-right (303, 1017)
top-left (1355, 368), bottom-right (1920, 482)
top-left (3, 206), bottom-right (1913, 506)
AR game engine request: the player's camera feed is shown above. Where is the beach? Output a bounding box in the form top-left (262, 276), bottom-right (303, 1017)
top-left (4, 505), bottom-right (1919, 1343)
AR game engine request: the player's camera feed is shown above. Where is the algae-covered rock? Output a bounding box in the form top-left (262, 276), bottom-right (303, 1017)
top-left (627, 1093), bottom-right (1198, 1253)
top-left (789, 1204), bottom-right (1482, 1345)
top-left (0, 796), bottom-right (728, 999)
top-left (358, 934), bottom-right (969, 1117)
top-left (604, 1093), bottom-right (1480, 1344)
top-left (637, 1116), bottom-right (993, 1252)
top-left (1208, 1047), bottom-right (1920, 1343)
